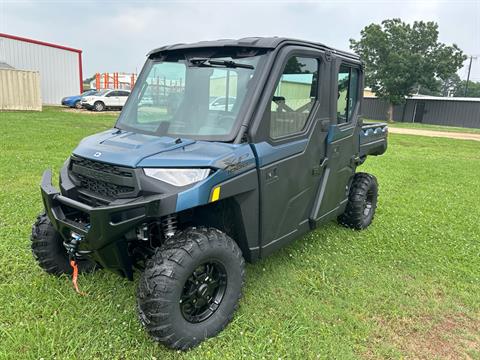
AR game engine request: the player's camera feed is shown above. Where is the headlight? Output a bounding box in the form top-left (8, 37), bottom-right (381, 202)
top-left (144, 168), bottom-right (210, 186)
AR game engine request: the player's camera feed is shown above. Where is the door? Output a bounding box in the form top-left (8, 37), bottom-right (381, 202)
top-left (105, 91), bottom-right (120, 107)
top-left (252, 54), bottom-right (328, 255)
top-left (310, 62), bottom-right (362, 224)
top-left (117, 91), bottom-right (130, 107)
top-left (413, 101), bottom-right (425, 123)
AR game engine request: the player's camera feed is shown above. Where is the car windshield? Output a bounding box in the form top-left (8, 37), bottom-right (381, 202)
top-left (83, 90), bottom-right (97, 96)
top-left (116, 52), bottom-right (266, 140)
top-left (94, 90), bottom-right (110, 96)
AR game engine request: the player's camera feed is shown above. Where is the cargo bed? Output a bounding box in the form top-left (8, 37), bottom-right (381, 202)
top-left (359, 122), bottom-right (388, 158)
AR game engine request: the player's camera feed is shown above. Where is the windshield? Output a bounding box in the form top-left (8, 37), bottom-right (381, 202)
top-left (94, 90), bottom-right (109, 96)
top-left (116, 52), bottom-right (266, 140)
top-left (83, 90), bottom-right (97, 96)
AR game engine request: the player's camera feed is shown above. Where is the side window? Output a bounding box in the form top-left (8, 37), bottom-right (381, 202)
top-left (337, 65), bottom-right (359, 123)
top-left (269, 56), bottom-right (318, 139)
top-left (106, 91), bottom-right (117, 97)
top-left (119, 91), bottom-right (130, 97)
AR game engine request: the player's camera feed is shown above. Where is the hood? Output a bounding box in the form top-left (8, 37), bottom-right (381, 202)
top-left (72, 129), bottom-right (248, 169)
top-left (64, 95), bottom-right (81, 101)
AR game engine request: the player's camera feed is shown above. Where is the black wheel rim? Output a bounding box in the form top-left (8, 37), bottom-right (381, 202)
top-left (364, 188), bottom-right (375, 216)
top-left (180, 261), bottom-right (227, 323)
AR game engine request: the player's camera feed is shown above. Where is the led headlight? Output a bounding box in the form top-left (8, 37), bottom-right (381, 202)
top-left (143, 168), bottom-right (210, 187)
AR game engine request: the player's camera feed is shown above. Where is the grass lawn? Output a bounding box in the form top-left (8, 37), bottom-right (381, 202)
top-left (1, 107), bottom-right (479, 359)
top-left (365, 118), bottom-right (480, 134)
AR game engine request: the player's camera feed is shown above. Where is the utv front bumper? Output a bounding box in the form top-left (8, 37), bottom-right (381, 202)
top-left (40, 169), bottom-right (177, 279)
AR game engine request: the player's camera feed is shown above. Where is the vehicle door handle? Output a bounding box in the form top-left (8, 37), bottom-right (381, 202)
top-left (265, 167), bottom-right (278, 183)
top-left (319, 158), bottom-right (328, 168)
top-left (312, 158), bottom-right (328, 176)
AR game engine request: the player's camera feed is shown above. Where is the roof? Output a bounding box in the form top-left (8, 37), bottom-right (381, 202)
top-left (0, 61), bottom-right (14, 69)
top-left (0, 33), bottom-right (82, 53)
top-left (411, 95), bottom-right (480, 102)
top-left (147, 37), bottom-right (359, 61)
top-left (365, 94), bottom-right (480, 103)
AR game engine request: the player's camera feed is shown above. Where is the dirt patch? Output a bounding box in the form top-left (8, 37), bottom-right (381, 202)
top-left (61, 108), bottom-right (119, 115)
top-left (389, 127), bottom-right (480, 142)
top-left (368, 314), bottom-right (480, 359)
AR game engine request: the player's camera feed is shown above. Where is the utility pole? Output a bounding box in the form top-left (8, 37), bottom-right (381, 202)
top-left (464, 56), bottom-right (477, 97)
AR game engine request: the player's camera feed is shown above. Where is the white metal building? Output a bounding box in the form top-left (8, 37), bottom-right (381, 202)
top-left (0, 33), bottom-right (83, 104)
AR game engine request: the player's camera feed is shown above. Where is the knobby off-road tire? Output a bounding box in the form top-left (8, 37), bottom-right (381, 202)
top-left (31, 212), bottom-right (97, 275)
top-left (338, 172), bottom-right (378, 230)
top-left (137, 227), bottom-right (245, 350)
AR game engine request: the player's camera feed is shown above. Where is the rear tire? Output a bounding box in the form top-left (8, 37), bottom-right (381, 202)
top-left (74, 100), bottom-right (82, 109)
top-left (338, 172), bottom-right (378, 230)
top-left (137, 227), bottom-right (245, 350)
top-left (31, 212), bottom-right (97, 275)
top-left (94, 101), bottom-right (105, 112)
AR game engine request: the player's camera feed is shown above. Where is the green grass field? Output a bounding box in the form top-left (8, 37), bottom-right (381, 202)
top-left (1, 107), bottom-right (479, 359)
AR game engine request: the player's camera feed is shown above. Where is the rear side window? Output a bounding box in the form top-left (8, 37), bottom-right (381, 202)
top-left (269, 56), bottom-right (318, 138)
top-left (337, 65), bottom-right (359, 123)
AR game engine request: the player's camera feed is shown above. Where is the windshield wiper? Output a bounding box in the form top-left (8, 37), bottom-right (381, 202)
top-left (189, 57), bottom-right (254, 69)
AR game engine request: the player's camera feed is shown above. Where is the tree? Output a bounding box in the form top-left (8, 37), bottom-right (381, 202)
top-left (418, 73), bottom-right (462, 96)
top-left (83, 75), bottom-right (96, 90)
top-left (453, 80), bottom-right (480, 97)
top-left (350, 19), bottom-right (466, 120)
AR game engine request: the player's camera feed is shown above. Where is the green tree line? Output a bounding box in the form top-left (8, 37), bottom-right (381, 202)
top-left (350, 18), bottom-right (473, 121)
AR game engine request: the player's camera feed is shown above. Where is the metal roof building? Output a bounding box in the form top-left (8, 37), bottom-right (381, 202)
top-left (0, 33), bottom-right (83, 104)
top-left (362, 95), bottom-right (480, 129)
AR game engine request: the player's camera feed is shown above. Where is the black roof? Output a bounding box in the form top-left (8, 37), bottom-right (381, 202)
top-left (147, 37), bottom-right (359, 61)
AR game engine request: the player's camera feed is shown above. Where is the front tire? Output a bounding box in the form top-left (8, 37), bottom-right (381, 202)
top-left (338, 172), bottom-right (378, 230)
top-left (137, 227), bottom-right (245, 350)
top-left (31, 212), bottom-right (97, 275)
top-left (93, 101), bottom-right (105, 112)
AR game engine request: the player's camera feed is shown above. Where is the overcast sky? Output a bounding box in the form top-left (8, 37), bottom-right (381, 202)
top-left (1, 0), bottom-right (479, 81)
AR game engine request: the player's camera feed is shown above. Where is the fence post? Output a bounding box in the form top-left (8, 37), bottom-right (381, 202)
top-left (104, 73), bottom-right (109, 89)
top-left (130, 74), bottom-right (135, 89)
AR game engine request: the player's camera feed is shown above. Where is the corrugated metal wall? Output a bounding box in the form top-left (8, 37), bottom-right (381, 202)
top-left (0, 36), bottom-right (80, 104)
top-left (0, 69), bottom-right (42, 110)
top-left (362, 97), bottom-right (480, 129)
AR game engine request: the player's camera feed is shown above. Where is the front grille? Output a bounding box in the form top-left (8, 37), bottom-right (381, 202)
top-left (69, 156), bottom-right (136, 199)
top-left (72, 157), bottom-right (133, 178)
top-left (76, 174), bottom-right (134, 197)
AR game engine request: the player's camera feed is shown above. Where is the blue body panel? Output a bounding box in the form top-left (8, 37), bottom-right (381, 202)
top-left (72, 129), bottom-right (256, 212)
top-left (252, 139), bottom-right (308, 167)
top-left (72, 125), bottom-right (376, 213)
top-left (62, 90), bottom-right (97, 107)
top-left (62, 95), bottom-right (82, 107)
top-left (326, 124), bottom-right (355, 143)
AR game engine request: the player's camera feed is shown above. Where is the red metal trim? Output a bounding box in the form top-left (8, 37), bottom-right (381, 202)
top-left (0, 32), bottom-right (82, 53)
top-left (78, 52), bottom-right (83, 93)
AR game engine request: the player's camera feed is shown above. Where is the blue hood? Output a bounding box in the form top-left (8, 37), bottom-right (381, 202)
top-left (72, 129), bottom-right (248, 169)
top-left (65, 95), bottom-right (81, 101)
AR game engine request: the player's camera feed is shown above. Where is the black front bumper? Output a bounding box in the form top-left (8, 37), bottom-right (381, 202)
top-left (41, 169), bottom-right (176, 278)
top-left (81, 103), bottom-right (93, 109)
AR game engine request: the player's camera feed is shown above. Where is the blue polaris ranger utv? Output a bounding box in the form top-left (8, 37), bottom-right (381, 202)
top-left (32, 37), bottom-right (387, 349)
